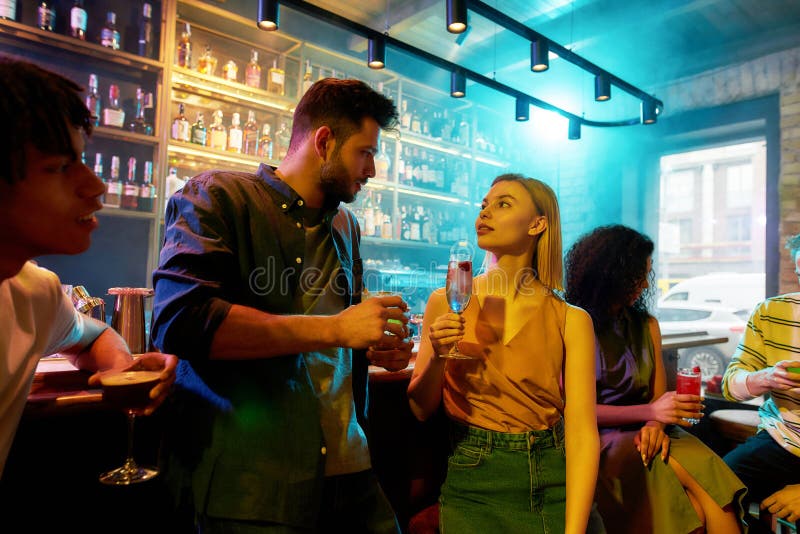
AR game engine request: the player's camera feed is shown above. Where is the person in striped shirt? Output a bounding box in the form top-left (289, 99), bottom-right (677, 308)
top-left (722, 233), bottom-right (800, 533)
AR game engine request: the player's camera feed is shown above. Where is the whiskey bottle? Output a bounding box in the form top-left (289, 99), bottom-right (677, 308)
top-left (85, 73), bottom-right (101, 127)
top-left (137, 161), bottom-right (156, 213)
top-left (121, 156), bottom-right (139, 210)
top-left (274, 121), bottom-right (290, 159)
top-left (228, 112), bottom-right (243, 153)
top-left (197, 45), bottom-right (217, 76)
top-left (243, 110), bottom-right (258, 156)
top-left (128, 87), bottom-right (148, 134)
top-left (222, 60), bottom-right (238, 83)
top-left (0, 0), bottom-right (17, 21)
top-left (171, 103), bottom-right (190, 142)
top-left (93, 153), bottom-right (105, 204)
top-left (400, 99), bottom-right (411, 130)
top-left (257, 123), bottom-right (273, 159)
top-left (191, 112), bottom-right (207, 146)
top-left (137, 3), bottom-right (153, 58)
top-left (245, 49), bottom-right (261, 89)
top-left (101, 84), bottom-right (125, 128)
top-left (69, 0), bottom-right (86, 40)
top-left (209, 109), bottom-right (227, 151)
top-left (177, 23), bottom-right (192, 68)
top-left (301, 60), bottom-right (313, 95)
top-left (37, 2), bottom-right (56, 32)
top-left (266, 58), bottom-right (285, 96)
top-left (374, 142), bottom-right (390, 182)
top-left (99, 11), bottom-right (120, 50)
top-left (105, 155), bottom-right (122, 208)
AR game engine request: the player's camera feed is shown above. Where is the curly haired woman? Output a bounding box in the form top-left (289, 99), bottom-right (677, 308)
top-left (565, 224), bottom-right (746, 534)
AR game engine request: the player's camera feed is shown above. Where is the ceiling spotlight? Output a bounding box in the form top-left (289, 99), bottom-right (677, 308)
top-left (367, 36), bottom-right (385, 69)
top-left (594, 73), bottom-right (611, 101)
top-left (257, 0), bottom-right (279, 31)
top-left (446, 0), bottom-right (468, 34)
top-left (450, 70), bottom-right (466, 98)
top-left (515, 97), bottom-right (529, 121)
top-left (530, 38), bottom-right (549, 72)
top-left (641, 99), bottom-right (658, 124)
top-left (568, 118), bottom-right (581, 140)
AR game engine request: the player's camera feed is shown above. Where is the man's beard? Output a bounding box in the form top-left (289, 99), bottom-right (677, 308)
top-left (319, 152), bottom-right (356, 204)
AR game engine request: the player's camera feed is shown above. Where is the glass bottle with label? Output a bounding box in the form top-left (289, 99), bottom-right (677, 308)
top-left (171, 103), bottom-right (190, 142)
top-left (93, 153), bottom-right (105, 204)
top-left (375, 142), bottom-right (390, 181)
top-left (197, 45), bottom-right (217, 76)
top-left (243, 110), bottom-right (258, 156)
top-left (228, 112), bottom-right (243, 153)
top-left (105, 155), bottom-right (122, 208)
top-left (191, 112), bottom-right (207, 146)
top-left (257, 123), bottom-right (273, 159)
top-left (164, 167), bottom-right (184, 214)
top-left (121, 157), bottom-right (139, 210)
top-left (128, 87), bottom-right (148, 134)
top-left (137, 3), bottom-right (153, 58)
top-left (301, 60), bottom-right (313, 95)
top-left (245, 49), bottom-right (261, 89)
top-left (177, 23), bottom-right (191, 68)
top-left (222, 60), bottom-right (238, 83)
top-left (209, 110), bottom-right (227, 151)
top-left (37, 2), bottom-right (56, 32)
top-left (137, 161), bottom-right (156, 213)
top-left (85, 74), bottom-right (101, 127)
top-left (266, 58), bottom-right (285, 96)
top-left (102, 84), bottom-right (125, 128)
top-left (100, 11), bottom-right (120, 50)
top-left (0, 0), bottom-right (17, 21)
top-left (274, 121), bottom-right (290, 160)
top-left (69, 0), bottom-right (87, 40)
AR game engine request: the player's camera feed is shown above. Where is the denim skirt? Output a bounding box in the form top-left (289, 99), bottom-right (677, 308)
top-left (439, 419), bottom-right (567, 534)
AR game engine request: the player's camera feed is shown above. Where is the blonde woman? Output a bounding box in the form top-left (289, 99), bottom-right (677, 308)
top-left (408, 174), bottom-right (599, 533)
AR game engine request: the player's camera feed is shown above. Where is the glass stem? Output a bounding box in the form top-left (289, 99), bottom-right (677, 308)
top-left (125, 411), bottom-right (137, 467)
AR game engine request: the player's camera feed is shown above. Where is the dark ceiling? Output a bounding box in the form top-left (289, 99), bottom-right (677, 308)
top-left (286, 0), bottom-right (800, 122)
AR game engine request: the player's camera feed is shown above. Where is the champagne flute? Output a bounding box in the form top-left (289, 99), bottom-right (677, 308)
top-left (442, 241), bottom-right (475, 360)
top-left (98, 369), bottom-right (161, 485)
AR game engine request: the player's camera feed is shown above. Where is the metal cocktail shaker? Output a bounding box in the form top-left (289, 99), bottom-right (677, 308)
top-left (108, 287), bottom-right (154, 354)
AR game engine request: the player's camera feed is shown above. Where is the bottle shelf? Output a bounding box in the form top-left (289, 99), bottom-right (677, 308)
top-left (168, 140), bottom-right (277, 170)
top-left (93, 126), bottom-right (160, 146)
top-left (97, 207), bottom-right (158, 221)
top-left (362, 236), bottom-right (450, 251)
top-left (172, 66), bottom-right (296, 113)
top-left (0, 19), bottom-right (163, 73)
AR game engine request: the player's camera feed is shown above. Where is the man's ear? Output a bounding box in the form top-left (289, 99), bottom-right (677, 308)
top-left (313, 126), bottom-right (334, 160)
top-left (528, 215), bottom-right (547, 236)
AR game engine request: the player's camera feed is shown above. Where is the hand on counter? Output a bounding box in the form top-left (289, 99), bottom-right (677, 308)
top-left (88, 352), bottom-right (178, 415)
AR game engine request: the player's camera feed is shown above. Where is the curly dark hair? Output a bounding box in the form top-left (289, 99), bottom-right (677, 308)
top-left (0, 57), bottom-right (93, 184)
top-left (288, 77), bottom-right (397, 157)
top-left (565, 225), bottom-right (655, 353)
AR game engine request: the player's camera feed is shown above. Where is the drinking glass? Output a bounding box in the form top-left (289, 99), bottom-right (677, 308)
top-left (98, 369), bottom-right (161, 485)
top-left (676, 367), bottom-right (702, 425)
top-left (442, 241), bottom-right (474, 360)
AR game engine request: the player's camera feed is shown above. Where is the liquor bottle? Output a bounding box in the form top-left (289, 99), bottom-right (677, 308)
top-left (128, 87), bottom-right (148, 134)
top-left (137, 3), bottom-right (153, 58)
top-left (381, 212), bottom-right (393, 240)
top-left (69, 0), bottom-right (86, 40)
top-left (400, 205), bottom-right (410, 240)
top-left (375, 142), bottom-right (390, 181)
top-left (242, 110), bottom-right (258, 155)
top-left (400, 99), bottom-right (411, 130)
top-left (85, 74), bottom-right (101, 127)
top-left (222, 59), bottom-right (238, 83)
top-left (209, 109), bottom-right (227, 151)
top-left (257, 123), bottom-right (273, 159)
top-left (171, 103), bottom-right (190, 142)
top-left (410, 106), bottom-right (421, 134)
top-left (177, 23), bottom-right (191, 68)
top-left (373, 193), bottom-right (384, 237)
top-left (105, 155), bottom-right (122, 208)
top-left (164, 167), bottom-right (184, 214)
top-left (137, 161), bottom-right (156, 212)
top-left (143, 92), bottom-right (155, 135)
top-left (197, 45), bottom-right (217, 76)
top-left (37, 2), bottom-right (56, 31)
top-left (0, 0), bottom-right (17, 21)
top-left (191, 112), bottom-right (207, 146)
top-left (227, 112), bottom-right (242, 153)
top-left (121, 157), bottom-right (139, 210)
top-left (245, 49), bottom-right (261, 89)
top-left (101, 84), bottom-right (125, 128)
top-left (274, 121), bottom-right (290, 160)
top-left (93, 153), bottom-right (105, 203)
top-left (266, 58), bottom-right (285, 96)
top-left (363, 191), bottom-right (375, 237)
top-left (301, 60), bottom-right (313, 94)
top-left (100, 11), bottom-right (120, 50)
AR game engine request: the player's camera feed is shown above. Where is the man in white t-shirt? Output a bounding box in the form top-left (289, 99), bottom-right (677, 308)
top-left (0, 58), bottom-right (177, 477)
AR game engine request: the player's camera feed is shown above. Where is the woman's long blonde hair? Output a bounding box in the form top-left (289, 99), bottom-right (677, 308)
top-left (491, 174), bottom-right (563, 291)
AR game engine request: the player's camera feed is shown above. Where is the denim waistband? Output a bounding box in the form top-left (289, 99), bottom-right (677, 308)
top-left (451, 419), bottom-right (564, 451)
